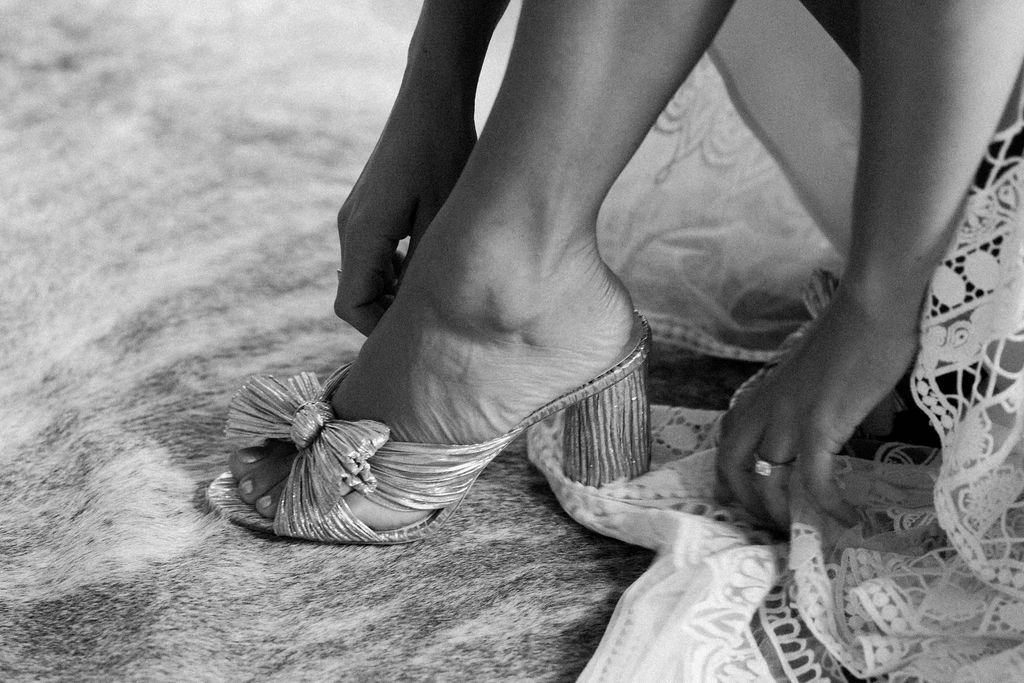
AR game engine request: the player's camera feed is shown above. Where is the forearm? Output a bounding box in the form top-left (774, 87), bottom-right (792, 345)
top-left (400, 0), bottom-right (511, 112)
top-left (843, 0), bottom-right (1024, 320)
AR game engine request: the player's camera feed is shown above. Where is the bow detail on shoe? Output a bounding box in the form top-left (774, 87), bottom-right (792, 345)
top-left (290, 400), bottom-right (334, 449)
top-left (225, 371), bottom-right (388, 495)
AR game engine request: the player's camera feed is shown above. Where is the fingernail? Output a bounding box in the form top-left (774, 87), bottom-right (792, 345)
top-left (257, 495), bottom-right (272, 510)
top-left (240, 479), bottom-right (254, 496)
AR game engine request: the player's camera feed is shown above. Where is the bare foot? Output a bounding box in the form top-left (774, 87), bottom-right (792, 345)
top-left (230, 229), bottom-right (636, 531)
top-left (717, 285), bottom-right (920, 529)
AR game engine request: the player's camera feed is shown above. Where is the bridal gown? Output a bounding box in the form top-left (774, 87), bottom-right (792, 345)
top-left (525, 1), bottom-right (1024, 680)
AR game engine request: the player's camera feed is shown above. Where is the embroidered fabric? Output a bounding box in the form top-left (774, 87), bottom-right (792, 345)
top-left (788, 83), bottom-right (1024, 681)
top-left (526, 9), bottom-right (1024, 679)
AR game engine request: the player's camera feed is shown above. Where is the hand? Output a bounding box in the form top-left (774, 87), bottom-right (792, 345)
top-left (334, 86), bottom-right (476, 335)
top-left (716, 287), bottom-right (919, 531)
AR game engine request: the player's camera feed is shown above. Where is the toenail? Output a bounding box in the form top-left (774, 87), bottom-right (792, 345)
top-left (240, 479), bottom-right (254, 495)
top-left (257, 495), bottom-right (272, 509)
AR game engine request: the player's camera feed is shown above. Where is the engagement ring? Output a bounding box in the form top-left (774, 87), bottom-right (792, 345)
top-left (753, 456), bottom-right (795, 477)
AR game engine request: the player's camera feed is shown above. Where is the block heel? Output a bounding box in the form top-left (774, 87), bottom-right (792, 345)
top-left (562, 330), bottom-right (651, 487)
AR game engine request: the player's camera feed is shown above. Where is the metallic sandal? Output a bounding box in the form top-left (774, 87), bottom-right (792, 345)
top-left (206, 314), bottom-right (651, 544)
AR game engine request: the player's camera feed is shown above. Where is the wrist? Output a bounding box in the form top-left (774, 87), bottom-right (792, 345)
top-left (842, 229), bottom-right (957, 317)
top-left (837, 264), bottom-right (931, 331)
top-left (399, 57), bottom-right (478, 119)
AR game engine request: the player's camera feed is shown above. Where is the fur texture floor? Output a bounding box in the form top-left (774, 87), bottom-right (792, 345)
top-left (0, 2), bottom-right (758, 679)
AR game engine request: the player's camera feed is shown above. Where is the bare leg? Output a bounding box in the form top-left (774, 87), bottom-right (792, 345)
top-left (720, 0), bottom-right (1024, 529)
top-left (233, 0), bottom-right (736, 529)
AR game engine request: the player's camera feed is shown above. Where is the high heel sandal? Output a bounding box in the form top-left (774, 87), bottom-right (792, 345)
top-left (206, 314), bottom-right (652, 544)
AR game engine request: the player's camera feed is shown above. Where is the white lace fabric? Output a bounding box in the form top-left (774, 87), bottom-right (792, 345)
top-left (528, 12), bottom-right (1024, 680)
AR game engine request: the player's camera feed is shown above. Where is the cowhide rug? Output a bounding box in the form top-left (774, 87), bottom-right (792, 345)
top-left (0, 1), bottom-right (758, 680)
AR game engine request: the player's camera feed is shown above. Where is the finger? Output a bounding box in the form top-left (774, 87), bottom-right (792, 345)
top-left (334, 201), bottom-right (410, 333)
top-left (796, 434), bottom-right (858, 526)
top-left (753, 414), bottom-right (801, 529)
top-left (334, 285), bottom-right (389, 336)
top-left (336, 234), bottom-right (398, 290)
top-left (717, 408), bottom-right (772, 522)
top-left (752, 465), bottom-right (792, 531)
top-left (334, 260), bottom-right (396, 336)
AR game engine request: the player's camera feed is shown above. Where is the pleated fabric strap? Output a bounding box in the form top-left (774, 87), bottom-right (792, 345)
top-left (225, 366), bottom-right (514, 542)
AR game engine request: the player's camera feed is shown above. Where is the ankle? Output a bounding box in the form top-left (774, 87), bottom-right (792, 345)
top-left (403, 230), bottom-right (631, 340)
top-left (436, 167), bottom-right (602, 255)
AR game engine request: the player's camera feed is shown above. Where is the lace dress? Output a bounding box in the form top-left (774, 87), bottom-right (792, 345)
top-left (527, 2), bottom-right (1024, 680)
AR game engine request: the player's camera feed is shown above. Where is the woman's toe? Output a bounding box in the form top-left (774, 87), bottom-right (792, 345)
top-left (255, 480), bottom-right (287, 519)
top-left (229, 443), bottom-right (296, 506)
top-left (229, 440), bottom-right (294, 478)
